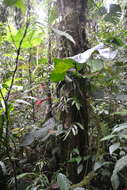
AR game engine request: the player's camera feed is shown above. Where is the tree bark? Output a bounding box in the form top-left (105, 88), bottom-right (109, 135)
top-left (57, 0), bottom-right (90, 183)
top-left (57, 0), bottom-right (88, 57)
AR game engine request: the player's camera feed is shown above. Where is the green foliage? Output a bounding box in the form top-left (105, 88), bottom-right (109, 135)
top-left (101, 123), bottom-right (127, 155)
top-left (57, 173), bottom-right (71, 190)
top-left (6, 24), bottom-right (44, 49)
top-left (87, 59), bottom-right (104, 72)
top-left (4, 0), bottom-right (26, 13)
top-left (1, 1), bottom-right (127, 190)
top-left (111, 155), bottom-right (127, 190)
top-left (4, 0), bottom-right (17, 6)
top-left (105, 36), bottom-right (124, 47)
top-left (50, 58), bottom-right (78, 82)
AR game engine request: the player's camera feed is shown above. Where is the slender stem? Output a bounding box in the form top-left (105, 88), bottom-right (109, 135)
top-left (28, 51), bottom-right (35, 121)
top-left (6, 22), bottom-right (29, 101)
top-left (1, 20), bottom-right (29, 190)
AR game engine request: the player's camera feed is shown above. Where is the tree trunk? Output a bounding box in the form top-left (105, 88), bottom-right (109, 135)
top-left (57, 0), bottom-right (90, 183)
top-left (57, 0), bottom-right (88, 57)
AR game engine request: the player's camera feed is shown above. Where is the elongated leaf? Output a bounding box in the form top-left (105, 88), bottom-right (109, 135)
top-left (113, 123), bottom-right (127, 133)
top-left (52, 28), bottom-right (76, 45)
top-left (111, 155), bottom-right (127, 190)
top-left (57, 173), bottom-right (71, 190)
top-left (10, 173), bottom-right (35, 184)
top-left (94, 161), bottom-right (104, 171)
top-left (109, 143), bottom-right (120, 155)
top-left (111, 174), bottom-right (119, 190)
top-left (77, 164), bottom-right (83, 174)
top-left (0, 161), bottom-right (6, 175)
top-left (100, 134), bottom-right (117, 141)
top-left (15, 99), bottom-right (31, 106)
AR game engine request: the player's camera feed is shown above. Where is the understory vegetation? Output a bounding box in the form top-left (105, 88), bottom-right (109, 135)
top-left (0, 0), bottom-right (127, 190)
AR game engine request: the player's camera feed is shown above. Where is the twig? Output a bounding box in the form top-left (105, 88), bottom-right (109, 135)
top-left (6, 21), bottom-right (29, 101)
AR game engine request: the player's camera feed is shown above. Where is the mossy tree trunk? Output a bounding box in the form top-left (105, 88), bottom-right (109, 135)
top-left (56, 0), bottom-right (91, 183)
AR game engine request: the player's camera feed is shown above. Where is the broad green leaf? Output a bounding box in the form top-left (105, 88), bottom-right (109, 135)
top-left (57, 173), bottom-right (71, 190)
top-left (50, 58), bottom-right (76, 82)
top-left (87, 59), bottom-right (104, 72)
top-left (53, 58), bottom-right (75, 72)
top-left (50, 72), bottom-right (66, 82)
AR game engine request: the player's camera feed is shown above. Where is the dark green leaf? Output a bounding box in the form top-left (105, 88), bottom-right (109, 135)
top-left (4, 0), bottom-right (17, 6)
top-left (105, 37), bottom-right (124, 47)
